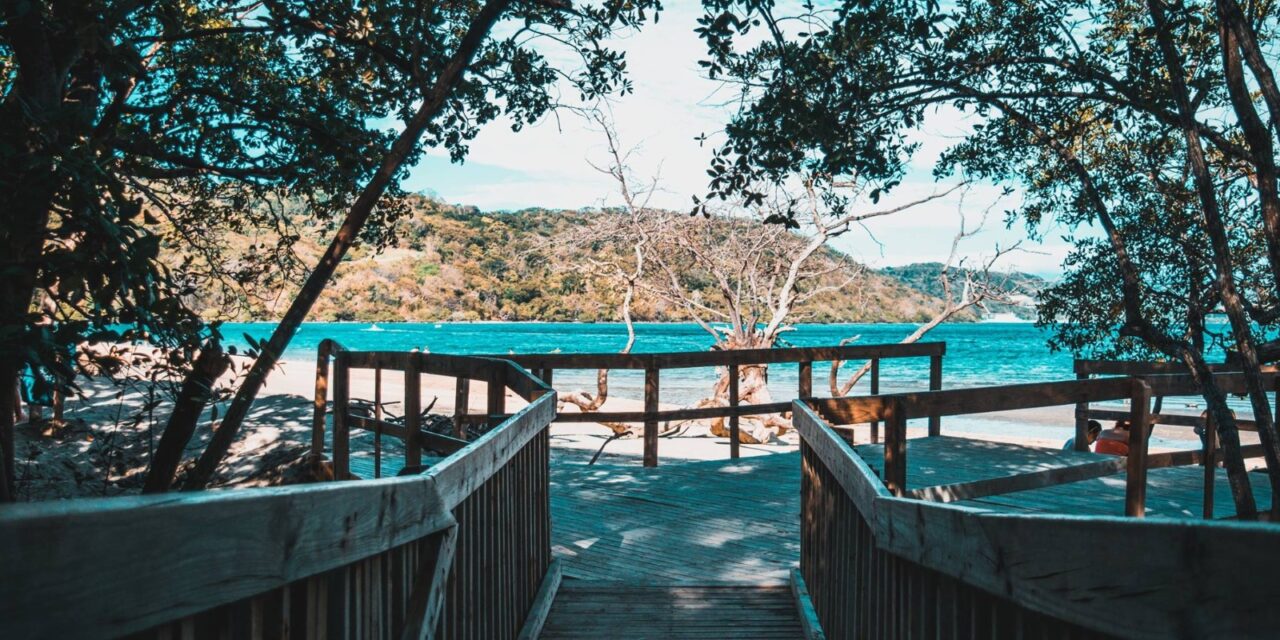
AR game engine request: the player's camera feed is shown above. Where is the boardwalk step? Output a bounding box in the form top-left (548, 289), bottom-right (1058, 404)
top-left (539, 584), bottom-right (806, 639)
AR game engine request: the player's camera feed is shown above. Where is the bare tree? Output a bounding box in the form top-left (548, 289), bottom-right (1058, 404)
top-left (563, 118), bottom-right (968, 443)
top-left (830, 196), bottom-right (1024, 395)
top-left (545, 113), bottom-right (659, 437)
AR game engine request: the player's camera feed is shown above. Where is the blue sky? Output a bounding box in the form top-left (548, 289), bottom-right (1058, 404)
top-left (402, 3), bottom-right (1075, 278)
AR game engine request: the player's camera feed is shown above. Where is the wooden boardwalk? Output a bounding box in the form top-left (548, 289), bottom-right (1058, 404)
top-left (540, 585), bottom-right (804, 639)
top-left (548, 449), bottom-right (801, 584)
top-left (854, 435), bottom-right (1274, 519)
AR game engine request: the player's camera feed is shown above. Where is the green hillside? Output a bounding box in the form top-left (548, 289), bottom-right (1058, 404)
top-left (877, 263), bottom-right (1046, 320)
top-left (199, 196), bottom-right (974, 324)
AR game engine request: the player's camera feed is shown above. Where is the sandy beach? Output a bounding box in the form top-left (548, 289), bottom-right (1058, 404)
top-left (9, 355), bottom-right (1253, 501)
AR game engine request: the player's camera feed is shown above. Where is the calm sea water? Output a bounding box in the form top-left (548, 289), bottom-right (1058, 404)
top-left (222, 321), bottom-right (1246, 446)
top-left (223, 321), bottom-right (1075, 406)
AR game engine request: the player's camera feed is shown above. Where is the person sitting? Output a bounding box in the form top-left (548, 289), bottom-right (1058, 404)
top-left (1095, 419), bottom-right (1132, 456)
top-left (1063, 420), bottom-right (1103, 451)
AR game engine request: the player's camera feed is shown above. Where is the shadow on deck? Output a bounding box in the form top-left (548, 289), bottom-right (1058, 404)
top-left (549, 448), bottom-right (801, 584)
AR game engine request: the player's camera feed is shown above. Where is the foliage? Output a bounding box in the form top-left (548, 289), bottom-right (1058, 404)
top-left (200, 195), bottom-right (954, 324)
top-left (694, 0), bottom-right (1275, 358)
top-left (0, 0), bottom-right (658, 396)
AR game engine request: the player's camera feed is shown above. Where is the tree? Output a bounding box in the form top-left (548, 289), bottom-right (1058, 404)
top-left (559, 115), bottom-right (967, 442)
top-left (696, 0), bottom-right (1280, 517)
top-left (0, 0), bottom-right (660, 498)
top-left (830, 199), bottom-right (1023, 396)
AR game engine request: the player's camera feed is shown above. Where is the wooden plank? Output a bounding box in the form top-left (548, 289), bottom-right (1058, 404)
top-left (405, 357), bottom-right (422, 470)
top-left (492, 341), bottom-right (945, 371)
top-left (798, 360), bottom-right (812, 398)
top-left (333, 352), bottom-right (351, 481)
top-left (810, 377), bottom-right (1134, 425)
top-left (1074, 359), bottom-right (1280, 376)
top-left (789, 568), bottom-right (826, 640)
top-left (1126, 380), bottom-right (1152, 517)
top-left (870, 358), bottom-right (880, 444)
top-left (1087, 408), bottom-right (1261, 433)
top-left (872, 496), bottom-right (1280, 639)
top-left (400, 525), bottom-right (458, 640)
top-left (0, 477), bottom-right (455, 640)
top-left (883, 399), bottom-right (907, 497)
top-left (427, 394), bottom-right (556, 509)
top-left (487, 368), bottom-right (507, 429)
top-left (729, 364), bottom-right (740, 459)
top-left (793, 402), bottom-right (890, 522)
top-left (907, 457), bottom-right (1129, 504)
top-left (644, 366), bottom-right (659, 468)
top-left (551, 401), bottom-right (792, 424)
top-left (517, 559), bottom-right (563, 640)
top-left (453, 378), bottom-right (470, 438)
top-left (313, 339), bottom-right (342, 455)
top-left (928, 354), bottom-right (943, 436)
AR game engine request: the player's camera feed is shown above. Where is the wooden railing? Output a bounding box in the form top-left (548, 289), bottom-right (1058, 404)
top-left (1075, 359), bottom-right (1280, 518)
top-left (807, 371), bottom-right (1275, 515)
top-left (497, 342), bottom-right (945, 466)
top-left (794, 376), bottom-right (1280, 639)
top-left (0, 352), bottom-right (559, 640)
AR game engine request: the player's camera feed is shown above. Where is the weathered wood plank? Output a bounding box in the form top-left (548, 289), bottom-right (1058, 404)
top-left (427, 394), bottom-right (556, 510)
top-left (516, 559), bottom-right (562, 640)
top-left (0, 477), bottom-right (455, 639)
top-left (492, 342), bottom-right (945, 371)
top-left (789, 569), bottom-right (826, 640)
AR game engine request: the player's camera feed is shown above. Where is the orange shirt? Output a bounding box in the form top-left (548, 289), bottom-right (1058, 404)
top-left (1095, 429), bottom-right (1130, 456)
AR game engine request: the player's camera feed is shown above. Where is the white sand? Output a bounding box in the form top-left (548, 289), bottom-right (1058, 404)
top-left (13, 355), bottom-right (1254, 501)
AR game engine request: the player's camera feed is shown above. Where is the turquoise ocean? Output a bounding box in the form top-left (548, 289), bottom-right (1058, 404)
top-left (222, 321), bottom-right (1236, 446)
top-left (225, 321), bottom-right (1070, 405)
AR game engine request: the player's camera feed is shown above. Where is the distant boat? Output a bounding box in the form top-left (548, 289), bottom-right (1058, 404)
top-left (366, 323), bottom-right (384, 332)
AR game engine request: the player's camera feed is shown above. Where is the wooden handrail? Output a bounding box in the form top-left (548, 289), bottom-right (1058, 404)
top-left (322, 343), bottom-right (941, 468)
top-left (808, 372), bottom-right (1278, 425)
top-left (792, 397), bottom-right (1280, 639)
top-left (489, 341), bottom-right (945, 371)
top-left (1, 353), bottom-right (559, 639)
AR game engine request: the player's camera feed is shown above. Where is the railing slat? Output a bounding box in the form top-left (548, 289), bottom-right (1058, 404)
top-left (644, 366), bottom-right (659, 467)
top-left (729, 364), bottom-right (740, 459)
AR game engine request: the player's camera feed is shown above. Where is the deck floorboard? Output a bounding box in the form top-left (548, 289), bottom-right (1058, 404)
top-left (539, 585), bottom-right (805, 639)
top-left (853, 435), bottom-right (1273, 519)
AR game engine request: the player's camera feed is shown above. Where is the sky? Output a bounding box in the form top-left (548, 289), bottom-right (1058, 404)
top-left (402, 3), bottom-right (1077, 278)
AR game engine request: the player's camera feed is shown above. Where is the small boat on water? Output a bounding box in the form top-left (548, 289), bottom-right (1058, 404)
top-left (366, 323), bottom-right (384, 332)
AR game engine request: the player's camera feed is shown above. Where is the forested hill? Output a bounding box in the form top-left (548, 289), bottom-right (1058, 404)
top-left (878, 263), bottom-right (1047, 321)
top-left (210, 197), bottom-right (981, 323)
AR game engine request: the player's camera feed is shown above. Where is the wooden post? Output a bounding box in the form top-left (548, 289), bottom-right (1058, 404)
top-left (798, 360), bottom-right (812, 397)
top-left (453, 378), bottom-right (470, 438)
top-left (333, 352), bottom-right (350, 480)
top-left (729, 364), bottom-right (740, 459)
top-left (884, 399), bottom-right (907, 496)
top-left (488, 367), bottom-right (507, 428)
top-left (928, 354), bottom-right (942, 436)
top-left (1124, 379), bottom-right (1152, 517)
top-left (373, 366), bottom-right (382, 479)
top-left (644, 365), bottom-right (659, 467)
top-left (1074, 368), bottom-right (1090, 452)
top-left (405, 355), bottom-right (423, 470)
top-left (870, 358), bottom-right (881, 444)
top-left (312, 342), bottom-right (333, 456)
top-left (541, 368), bottom-right (554, 387)
top-left (1203, 412), bottom-right (1217, 520)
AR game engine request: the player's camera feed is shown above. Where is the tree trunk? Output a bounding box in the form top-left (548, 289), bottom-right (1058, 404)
top-left (180, 0), bottom-right (512, 490)
top-left (1149, 0), bottom-right (1280, 516)
top-left (143, 341), bottom-right (229, 493)
top-left (702, 334), bottom-right (789, 443)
